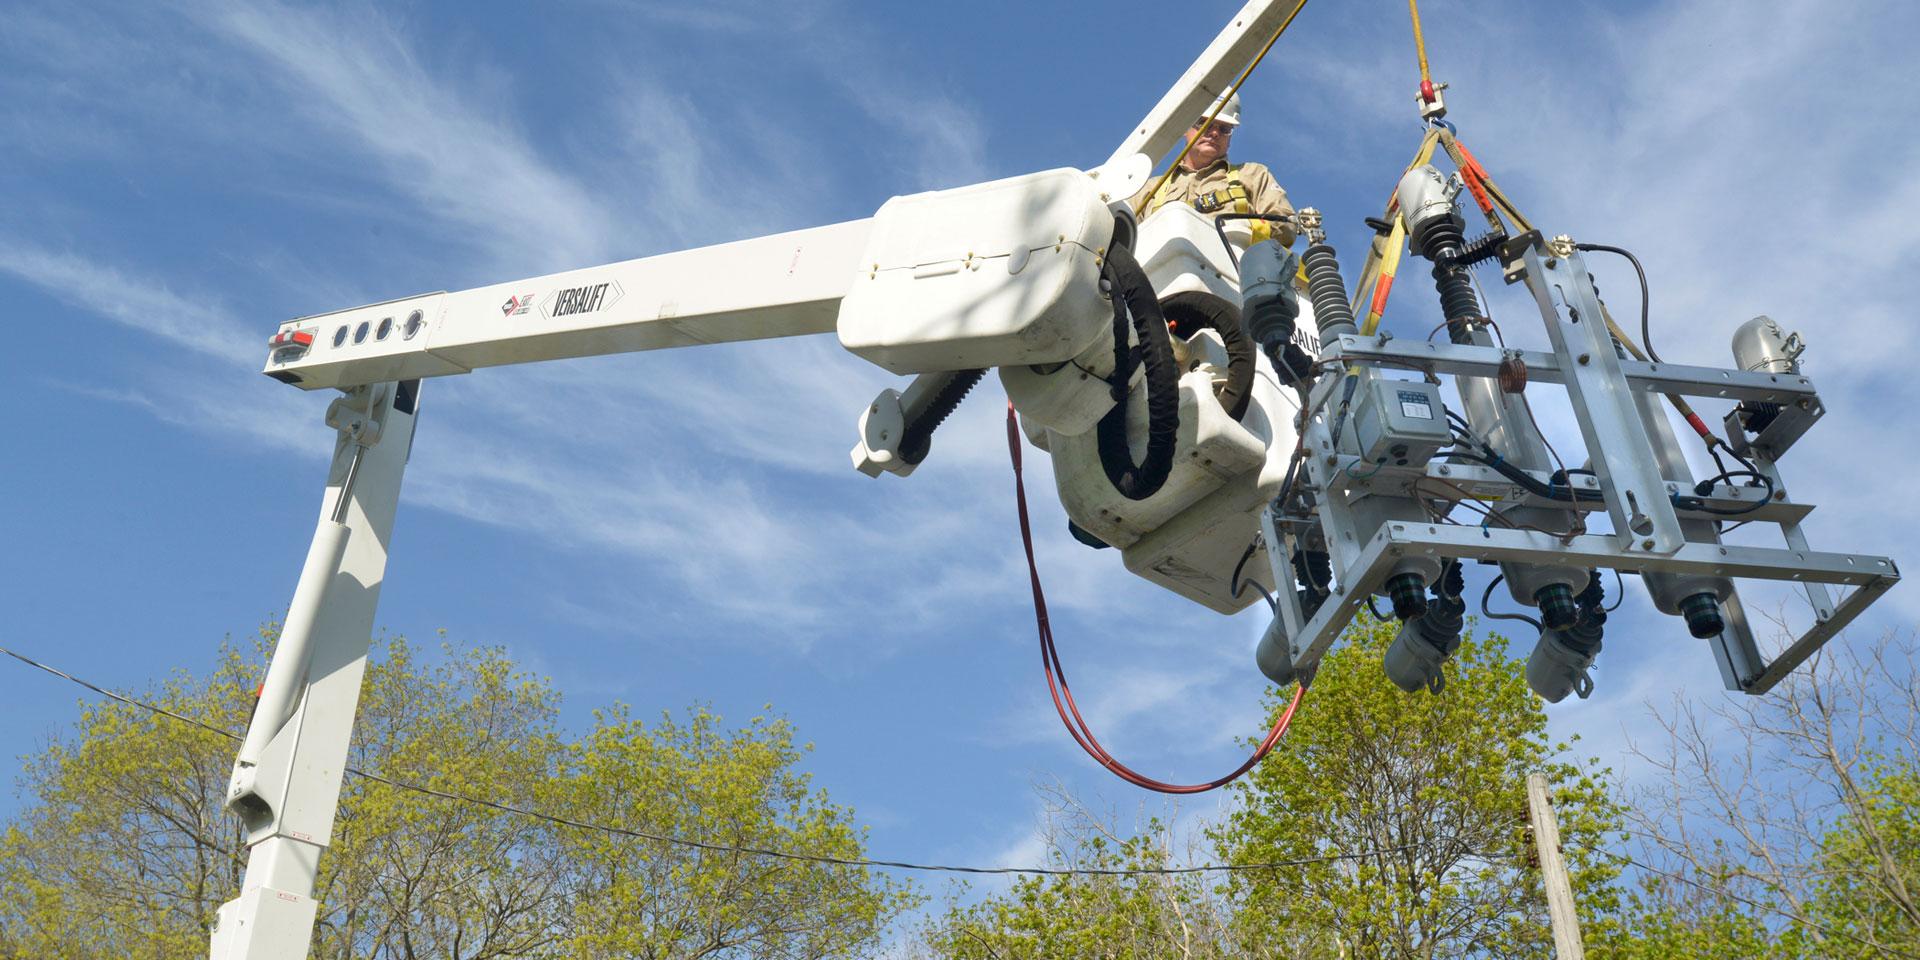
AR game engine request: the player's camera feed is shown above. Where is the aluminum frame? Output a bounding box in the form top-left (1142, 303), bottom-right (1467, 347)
top-left (1260, 233), bottom-right (1899, 695)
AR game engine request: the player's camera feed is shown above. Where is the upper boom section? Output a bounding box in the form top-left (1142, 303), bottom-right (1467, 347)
top-left (1103, 0), bottom-right (1310, 171)
top-left (262, 220), bottom-right (872, 391)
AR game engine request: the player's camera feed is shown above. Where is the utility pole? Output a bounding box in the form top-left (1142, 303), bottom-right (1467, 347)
top-left (1526, 772), bottom-right (1586, 958)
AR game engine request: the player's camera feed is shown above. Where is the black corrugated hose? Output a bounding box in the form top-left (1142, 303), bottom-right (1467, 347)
top-left (898, 369), bottom-right (987, 465)
top-left (1097, 242), bottom-right (1181, 501)
top-left (1159, 291), bottom-right (1256, 421)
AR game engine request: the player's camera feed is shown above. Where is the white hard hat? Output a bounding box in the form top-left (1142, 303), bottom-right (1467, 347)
top-left (1200, 92), bottom-right (1241, 127)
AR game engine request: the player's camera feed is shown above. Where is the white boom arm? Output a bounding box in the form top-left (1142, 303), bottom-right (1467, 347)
top-left (215, 3), bottom-right (1306, 957)
top-left (263, 220), bottom-right (874, 392)
top-left (209, 382), bottom-right (417, 958)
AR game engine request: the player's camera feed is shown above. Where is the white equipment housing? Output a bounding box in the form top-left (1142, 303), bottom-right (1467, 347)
top-left (839, 168), bottom-right (1116, 373)
top-left (1037, 203), bottom-right (1321, 613)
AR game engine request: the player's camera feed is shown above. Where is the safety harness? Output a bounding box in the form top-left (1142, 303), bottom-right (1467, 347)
top-left (1148, 164), bottom-right (1277, 244)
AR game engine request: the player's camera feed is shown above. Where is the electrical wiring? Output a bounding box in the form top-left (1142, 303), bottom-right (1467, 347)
top-left (1574, 243), bottom-right (1655, 363)
top-left (1408, 477), bottom-right (1471, 526)
top-left (0, 639), bottom-right (1447, 880)
top-left (1409, 471), bottom-right (1571, 538)
top-left (1228, 539), bottom-right (1278, 613)
top-left (1343, 457), bottom-right (1388, 482)
top-left (1673, 467), bottom-right (1776, 517)
top-left (1007, 402), bottom-right (1307, 795)
top-left (1515, 399), bottom-right (1584, 527)
top-left (1480, 575), bottom-right (1543, 632)
top-left (1238, 580), bottom-right (1278, 614)
top-left (1447, 446), bottom-right (1605, 506)
top-left (1230, 539), bottom-right (1260, 595)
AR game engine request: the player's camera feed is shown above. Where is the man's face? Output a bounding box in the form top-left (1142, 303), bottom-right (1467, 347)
top-left (1181, 120), bottom-right (1233, 169)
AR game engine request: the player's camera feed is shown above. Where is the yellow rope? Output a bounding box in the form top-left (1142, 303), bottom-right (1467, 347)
top-left (1133, 1), bottom-right (1313, 219)
top-left (1423, 129), bottom-right (1717, 431)
top-left (1408, 0), bottom-right (1432, 85)
top-left (1348, 128), bottom-right (1442, 318)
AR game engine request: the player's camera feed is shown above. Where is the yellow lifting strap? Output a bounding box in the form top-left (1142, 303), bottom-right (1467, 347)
top-left (1348, 128), bottom-right (1443, 324)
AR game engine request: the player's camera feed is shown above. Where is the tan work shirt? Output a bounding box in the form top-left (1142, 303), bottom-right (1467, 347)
top-left (1132, 159), bottom-right (1298, 247)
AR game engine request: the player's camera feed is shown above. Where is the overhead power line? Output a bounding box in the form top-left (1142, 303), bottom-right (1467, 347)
top-left (17, 634), bottom-right (1916, 956)
top-left (18, 625), bottom-right (1920, 956)
top-left (1, 641), bottom-right (1436, 878)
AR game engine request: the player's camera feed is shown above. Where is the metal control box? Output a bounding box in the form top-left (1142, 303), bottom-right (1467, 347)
top-left (1352, 378), bottom-right (1451, 467)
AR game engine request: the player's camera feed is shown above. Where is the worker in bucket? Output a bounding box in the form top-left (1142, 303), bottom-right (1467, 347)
top-left (1133, 92), bottom-right (1297, 247)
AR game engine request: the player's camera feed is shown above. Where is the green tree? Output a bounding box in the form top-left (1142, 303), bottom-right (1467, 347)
top-left (549, 704), bottom-right (913, 958)
top-left (919, 784), bottom-right (1246, 959)
top-left (920, 615), bottom-right (1621, 959)
top-left (1218, 615), bottom-right (1620, 958)
top-left (0, 626), bottom-right (915, 958)
top-left (0, 634), bottom-right (258, 960)
top-left (1809, 759), bottom-right (1920, 953)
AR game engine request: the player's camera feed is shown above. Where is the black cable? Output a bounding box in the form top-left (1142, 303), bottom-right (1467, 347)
top-left (1229, 538), bottom-right (1275, 613)
top-left (1607, 568), bottom-right (1625, 612)
top-left (1675, 468), bottom-right (1776, 517)
top-left (1230, 539), bottom-right (1259, 594)
top-left (1237, 580), bottom-right (1278, 614)
top-left (1574, 243), bottom-right (1655, 363)
top-left (1479, 575), bottom-right (1543, 632)
top-left (1693, 469), bottom-right (1767, 492)
top-left (1366, 597), bottom-right (1388, 621)
top-left (0, 639), bottom-right (1458, 879)
top-left (1210, 212), bottom-right (1296, 269)
top-left (1447, 448), bottom-right (1606, 504)
top-left (1328, 372), bottom-right (1361, 454)
top-left (1161, 291), bottom-right (1257, 420)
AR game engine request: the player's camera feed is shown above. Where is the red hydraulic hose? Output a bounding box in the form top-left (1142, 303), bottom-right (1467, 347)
top-left (1006, 401), bottom-right (1307, 794)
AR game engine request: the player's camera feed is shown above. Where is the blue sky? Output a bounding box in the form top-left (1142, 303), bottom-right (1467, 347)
top-left (3, 0), bottom-right (1916, 929)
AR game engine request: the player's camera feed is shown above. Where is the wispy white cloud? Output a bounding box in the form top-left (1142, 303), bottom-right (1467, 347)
top-left (188, 0), bottom-right (615, 273)
top-left (0, 243), bottom-right (258, 366)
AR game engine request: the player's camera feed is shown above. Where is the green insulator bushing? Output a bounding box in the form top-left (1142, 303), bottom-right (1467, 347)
top-left (1536, 583), bottom-right (1579, 631)
top-left (1387, 572), bottom-right (1429, 621)
top-left (1679, 592), bottom-right (1726, 639)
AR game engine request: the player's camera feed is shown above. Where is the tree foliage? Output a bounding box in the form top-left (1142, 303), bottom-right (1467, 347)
top-left (0, 626), bottom-right (915, 959)
top-left (1614, 629), bottom-right (1920, 959)
top-left (1218, 614), bottom-right (1621, 958)
top-left (919, 614), bottom-right (1622, 959)
top-left (918, 785), bottom-right (1248, 959)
